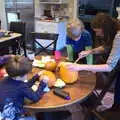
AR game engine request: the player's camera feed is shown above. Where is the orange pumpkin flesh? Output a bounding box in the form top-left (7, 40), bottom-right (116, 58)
top-left (45, 61), bottom-right (57, 71)
top-left (40, 70), bottom-right (56, 87)
top-left (59, 63), bottom-right (78, 83)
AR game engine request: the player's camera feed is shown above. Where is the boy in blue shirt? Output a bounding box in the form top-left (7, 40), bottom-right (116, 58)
top-left (66, 19), bottom-right (93, 64)
top-left (0, 55), bottom-right (47, 120)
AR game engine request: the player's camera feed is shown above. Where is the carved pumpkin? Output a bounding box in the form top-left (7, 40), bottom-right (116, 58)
top-left (45, 61), bottom-right (57, 71)
top-left (59, 62), bottom-right (78, 83)
top-left (40, 70), bottom-right (56, 87)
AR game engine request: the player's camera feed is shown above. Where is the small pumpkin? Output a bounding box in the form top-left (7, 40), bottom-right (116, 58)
top-left (45, 61), bottom-right (57, 71)
top-left (40, 70), bottom-right (56, 87)
top-left (59, 62), bottom-right (78, 84)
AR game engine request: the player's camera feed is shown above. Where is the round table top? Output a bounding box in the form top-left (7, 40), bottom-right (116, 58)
top-left (24, 65), bottom-right (96, 112)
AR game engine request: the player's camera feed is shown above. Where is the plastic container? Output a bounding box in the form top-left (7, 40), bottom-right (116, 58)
top-left (54, 51), bottom-right (61, 60)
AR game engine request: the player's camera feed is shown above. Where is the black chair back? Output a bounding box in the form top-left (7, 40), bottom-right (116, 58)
top-left (10, 21), bottom-right (27, 56)
top-left (30, 32), bottom-right (59, 55)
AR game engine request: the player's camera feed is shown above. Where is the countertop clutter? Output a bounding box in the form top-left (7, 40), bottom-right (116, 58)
top-left (34, 16), bottom-right (66, 23)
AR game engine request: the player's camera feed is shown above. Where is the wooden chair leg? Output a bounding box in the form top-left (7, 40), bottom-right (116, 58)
top-left (92, 109), bottom-right (120, 120)
top-left (92, 110), bottom-right (105, 120)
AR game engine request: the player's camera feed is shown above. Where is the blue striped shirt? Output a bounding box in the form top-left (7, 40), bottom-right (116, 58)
top-left (107, 31), bottom-right (120, 69)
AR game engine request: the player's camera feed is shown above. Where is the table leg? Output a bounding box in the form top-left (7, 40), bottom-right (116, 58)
top-left (11, 38), bottom-right (18, 55)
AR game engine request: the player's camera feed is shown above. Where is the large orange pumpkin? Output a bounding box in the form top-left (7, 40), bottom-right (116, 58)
top-left (59, 62), bottom-right (78, 83)
top-left (40, 70), bottom-right (56, 87)
top-left (45, 61), bottom-right (57, 71)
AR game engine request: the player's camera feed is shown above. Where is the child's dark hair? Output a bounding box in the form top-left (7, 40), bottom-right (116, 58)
top-left (5, 55), bottom-right (32, 77)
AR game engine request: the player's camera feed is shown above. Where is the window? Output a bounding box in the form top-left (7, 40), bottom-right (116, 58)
top-left (7, 12), bottom-right (19, 23)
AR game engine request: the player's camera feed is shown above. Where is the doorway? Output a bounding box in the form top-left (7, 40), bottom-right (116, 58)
top-left (5, 0), bottom-right (34, 44)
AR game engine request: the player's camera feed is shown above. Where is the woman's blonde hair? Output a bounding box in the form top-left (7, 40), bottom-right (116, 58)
top-left (67, 18), bottom-right (85, 39)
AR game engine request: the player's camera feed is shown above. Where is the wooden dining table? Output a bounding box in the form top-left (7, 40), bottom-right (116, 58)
top-left (24, 56), bottom-right (96, 113)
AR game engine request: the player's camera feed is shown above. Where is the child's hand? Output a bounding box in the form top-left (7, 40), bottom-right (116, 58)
top-left (41, 75), bottom-right (49, 84)
top-left (40, 75), bottom-right (55, 87)
top-left (39, 76), bottom-right (49, 89)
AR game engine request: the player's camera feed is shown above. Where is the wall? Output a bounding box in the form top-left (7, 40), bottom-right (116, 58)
top-left (0, 0), bottom-right (7, 30)
top-left (68, 0), bottom-right (78, 19)
top-left (35, 0), bottom-right (44, 18)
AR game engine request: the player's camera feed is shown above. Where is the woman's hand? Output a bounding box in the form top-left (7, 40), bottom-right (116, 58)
top-left (78, 50), bottom-right (91, 59)
top-left (65, 63), bottom-right (81, 71)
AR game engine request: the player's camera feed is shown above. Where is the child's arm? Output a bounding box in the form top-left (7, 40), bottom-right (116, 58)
top-left (27, 71), bottom-right (44, 87)
top-left (22, 80), bottom-right (47, 102)
top-left (27, 74), bottom-right (40, 87)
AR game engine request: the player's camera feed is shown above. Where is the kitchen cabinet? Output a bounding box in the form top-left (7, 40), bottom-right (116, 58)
top-left (35, 20), bottom-right (67, 50)
top-left (78, 0), bottom-right (115, 18)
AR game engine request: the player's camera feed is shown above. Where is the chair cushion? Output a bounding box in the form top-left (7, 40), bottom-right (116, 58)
top-left (96, 91), bottom-right (114, 112)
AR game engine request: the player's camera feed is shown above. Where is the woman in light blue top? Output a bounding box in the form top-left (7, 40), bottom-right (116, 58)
top-left (65, 13), bottom-right (120, 109)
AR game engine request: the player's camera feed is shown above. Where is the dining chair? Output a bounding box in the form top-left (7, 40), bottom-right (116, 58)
top-left (30, 32), bottom-right (59, 55)
top-left (9, 21), bottom-right (27, 56)
top-left (90, 60), bottom-right (120, 120)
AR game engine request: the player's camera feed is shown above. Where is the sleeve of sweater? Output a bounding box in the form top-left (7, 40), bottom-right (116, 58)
top-left (27, 74), bottom-right (40, 87)
top-left (21, 80), bottom-right (47, 102)
top-left (107, 31), bottom-right (120, 69)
